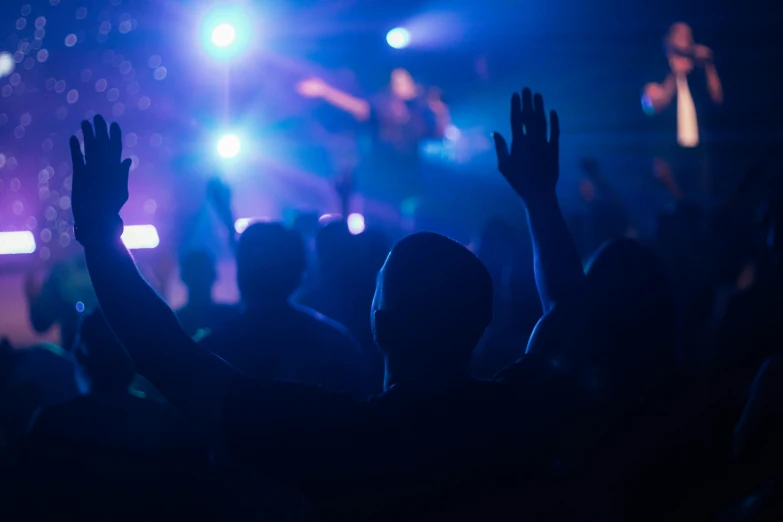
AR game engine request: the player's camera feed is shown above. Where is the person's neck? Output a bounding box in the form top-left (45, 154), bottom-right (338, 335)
top-left (383, 352), bottom-right (472, 393)
top-left (186, 288), bottom-right (213, 308)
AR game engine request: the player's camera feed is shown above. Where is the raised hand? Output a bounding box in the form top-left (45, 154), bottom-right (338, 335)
top-left (492, 88), bottom-right (560, 204)
top-left (69, 115), bottom-right (132, 244)
top-left (296, 77), bottom-right (327, 98)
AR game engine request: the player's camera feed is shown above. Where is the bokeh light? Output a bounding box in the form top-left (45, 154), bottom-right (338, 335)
top-left (347, 213), bottom-right (366, 235)
top-left (217, 134), bottom-right (241, 158)
top-left (121, 225), bottom-right (160, 250)
top-left (386, 27), bottom-right (410, 49)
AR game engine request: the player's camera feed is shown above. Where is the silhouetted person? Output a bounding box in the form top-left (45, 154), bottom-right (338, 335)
top-left (176, 249), bottom-right (239, 338)
top-left (17, 309), bottom-right (211, 521)
top-left (200, 222), bottom-right (366, 395)
top-left (68, 104), bottom-right (596, 521)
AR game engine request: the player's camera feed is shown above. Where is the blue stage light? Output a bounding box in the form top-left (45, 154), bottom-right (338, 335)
top-left (386, 27), bottom-right (410, 49)
top-left (201, 6), bottom-right (253, 60)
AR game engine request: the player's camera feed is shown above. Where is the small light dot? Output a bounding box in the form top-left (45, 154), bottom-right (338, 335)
top-left (66, 89), bottom-right (79, 103)
top-left (39, 187), bottom-right (50, 200)
top-left (12, 200), bottom-right (24, 215)
top-left (37, 49), bottom-right (49, 62)
top-left (63, 176), bottom-right (72, 190)
top-left (40, 247), bottom-right (50, 260)
top-left (59, 196), bottom-right (71, 209)
top-left (99, 21), bottom-right (111, 35)
top-left (144, 198), bottom-right (157, 214)
top-left (148, 55), bottom-right (162, 68)
top-left (65, 34), bottom-right (77, 47)
top-left (57, 220), bottom-right (68, 233)
top-left (9, 73), bottom-right (21, 86)
top-left (42, 138), bottom-right (53, 152)
top-left (34, 29), bottom-right (46, 40)
top-left (39, 169), bottom-right (50, 183)
top-left (75, 7), bottom-right (87, 20)
top-left (23, 57), bottom-right (35, 70)
top-left (16, 18), bottom-right (27, 31)
top-left (138, 96), bottom-right (150, 110)
top-left (0, 154), bottom-right (5, 168)
top-left (20, 113), bottom-right (31, 126)
top-left (18, 41), bottom-right (31, 54)
top-left (26, 216), bottom-right (38, 230)
top-left (125, 133), bottom-right (138, 147)
top-left (1, 86), bottom-right (12, 98)
top-left (35, 16), bottom-right (47, 29)
top-left (95, 78), bottom-right (107, 92)
top-left (54, 80), bottom-right (66, 93)
top-left (150, 133), bottom-right (162, 147)
top-left (14, 126), bottom-right (25, 138)
top-left (59, 233), bottom-right (71, 247)
top-left (10, 178), bottom-right (21, 191)
top-left (32, 39), bottom-right (43, 50)
top-left (80, 69), bottom-right (92, 82)
top-left (107, 87), bottom-right (119, 101)
top-left (45, 77), bottom-right (55, 90)
top-left (119, 60), bottom-right (132, 74)
top-left (75, 301), bottom-right (85, 312)
top-left (129, 155), bottom-right (139, 171)
top-left (21, 4), bottom-right (32, 16)
top-left (112, 102), bottom-right (125, 117)
top-left (153, 66), bottom-right (167, 80)
top-left (13, 52), bottom-right (23, 64)
top-left (41, 228), bottom-right (52, 242)
top-left (119, 20), bottom-right (132, 34)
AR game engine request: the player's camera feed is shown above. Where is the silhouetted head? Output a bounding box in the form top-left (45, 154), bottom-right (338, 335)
top-left (391, 68), bottom-right (417, 100)
top-left (74, 309), bottom-right (134, 395)
top-left (585, 238), bottom-right (676, 380)
top-left (237, 222), bottom-right (306, 306)
top-left (667, 22), bottom-right (693, 51)
top-left (372, 233), bottom-right (493, 386)
top-left (180, 250), bottom-right (217, 298)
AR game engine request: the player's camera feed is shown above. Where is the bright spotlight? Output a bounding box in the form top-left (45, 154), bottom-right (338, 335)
top-left (386, 27), bottom-right (410, 49)
top-left (347, 213), bottom-right (366, 235)
top-left (211, 23), bottom-right (236, 47)
top-left (217, 134), bottom-right (241, 159)
top-left (201, 6), bottom-right (253, 60)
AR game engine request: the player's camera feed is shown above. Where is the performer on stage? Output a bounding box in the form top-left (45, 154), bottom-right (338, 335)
top-left (297, 68), bottom-right (450, 218)
top-left (642, 22), bottom-right (723, 202)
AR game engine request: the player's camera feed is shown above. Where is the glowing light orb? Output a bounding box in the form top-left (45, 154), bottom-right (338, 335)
top-left (386, 27), bottom-right (410, 49)
top-left (211, 23), bottom-right (236, 47)
top-left (217, 134), bottom-right (241, 159)
top-left (347, 213), bottom-right (366, 235)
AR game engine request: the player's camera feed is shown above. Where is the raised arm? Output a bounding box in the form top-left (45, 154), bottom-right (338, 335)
top-left (297, 77), bottom-right (371, 122)
top-left (69, 116), bottom-right (241, 439)
top-left (492, 88), bottom-right (584, 314)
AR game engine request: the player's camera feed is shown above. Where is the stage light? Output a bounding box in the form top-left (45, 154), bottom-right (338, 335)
top-left (0, 52), bottom-right (14, 79)
top-left (347, 213), bottom-right (366, 235)
top-left (211, 23), bottom-right (236, 47)
top-left (217, 134), bottom-right (241, 159)
top-left (121, 225), bottom-right (159, 249)
top-left (386, 27), bottom-right (410, 49)
top-left (0, 231), bottom-right (36, 254)
top-left (200, 6), bottom-right (253, 60)
top-left (234, 217), bottom-right (270, 234)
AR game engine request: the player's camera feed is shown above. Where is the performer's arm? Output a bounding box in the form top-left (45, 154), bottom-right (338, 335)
top-left (297, 78), bottom-right (371, 122)
top-left (705, 63), bottom-right (723, 104)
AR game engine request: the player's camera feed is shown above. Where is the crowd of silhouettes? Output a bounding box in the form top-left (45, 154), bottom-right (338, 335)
top-left (0, 86), bottom-right (781, 522)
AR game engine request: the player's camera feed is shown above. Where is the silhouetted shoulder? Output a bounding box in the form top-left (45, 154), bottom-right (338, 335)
top-left (290, 303), bottom-right (362, 353)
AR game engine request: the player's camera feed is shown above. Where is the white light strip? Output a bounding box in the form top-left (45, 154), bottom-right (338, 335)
top-left (121, 224), bottom-right (159, 249)
top-left (0, 231), bottom-right (36, 254)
